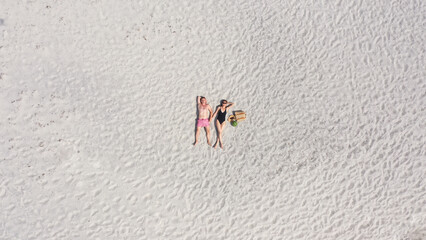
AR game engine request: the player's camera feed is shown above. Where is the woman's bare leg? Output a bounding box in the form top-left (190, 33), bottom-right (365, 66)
top-left (218, 122), bottom-right (226, 149)
top-left (214, 120), bottom-right (226, 149)
top-left (194, 127), bottom-right (201, 145)
top-left (214, 120), bottom-right (221, 148)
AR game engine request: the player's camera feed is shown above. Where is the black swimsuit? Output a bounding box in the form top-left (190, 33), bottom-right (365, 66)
top-left (217, 109), bottom-right (227, 124)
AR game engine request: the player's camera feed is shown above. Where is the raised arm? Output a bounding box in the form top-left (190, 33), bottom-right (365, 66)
top-left (226, 102), bottom-right (235, 110)
top-left (197, 96), bottom-right (201, 104)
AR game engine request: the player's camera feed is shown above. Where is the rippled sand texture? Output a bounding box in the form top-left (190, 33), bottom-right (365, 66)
top-left (1, 0), bottom-right (425, 239)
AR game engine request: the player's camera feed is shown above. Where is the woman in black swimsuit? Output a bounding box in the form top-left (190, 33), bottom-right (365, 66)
top-left (212, 99), bottom-right (234, 149)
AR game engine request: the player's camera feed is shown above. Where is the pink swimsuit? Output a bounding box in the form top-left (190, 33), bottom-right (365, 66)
top-left (197, 119), bottom-right (209, 127)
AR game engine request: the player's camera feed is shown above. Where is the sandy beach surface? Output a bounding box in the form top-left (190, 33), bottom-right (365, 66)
top-left (1, 0), bottom-right (425, 239)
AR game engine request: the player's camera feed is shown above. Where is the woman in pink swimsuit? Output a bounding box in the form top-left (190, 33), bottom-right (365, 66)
top-left (194, 96), bottom-right (213, 146)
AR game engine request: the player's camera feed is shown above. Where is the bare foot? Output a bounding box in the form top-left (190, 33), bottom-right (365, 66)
top-left (193, 141), bottom-right (198, 146)
top-left (207, 140), bottom-right (211, 146)
top-left (213, 142), bottom-right (218, 149)
top-left (220, 142), bottom-right (223, 149)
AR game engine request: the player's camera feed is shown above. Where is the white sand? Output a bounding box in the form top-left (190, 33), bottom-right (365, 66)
top-left (1, 0), bottom-right (425, 239)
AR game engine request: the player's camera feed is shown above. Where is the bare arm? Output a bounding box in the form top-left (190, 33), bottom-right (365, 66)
top-left (211, 106), bottom-right (219, 119)
top-left (226, 102), bottom-right (235, 110)
top-left (197, 96), bottom-right (201, 104)
top-left (208, 105), bottom-right (214, 122)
